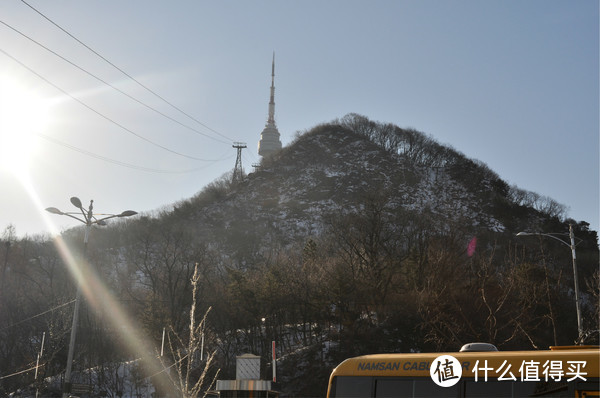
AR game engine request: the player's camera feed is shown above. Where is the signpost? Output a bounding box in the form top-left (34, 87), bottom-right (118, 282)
top-left (70, 383), bottom-right (93, 395)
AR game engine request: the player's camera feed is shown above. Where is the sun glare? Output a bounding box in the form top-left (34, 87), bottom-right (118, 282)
top-left (0, 77), bottom-right (50, 173)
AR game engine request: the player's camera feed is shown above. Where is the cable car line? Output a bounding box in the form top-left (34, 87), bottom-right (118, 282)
top-left (18, 0), bottom-right (235, 143)
top-left (38, 133), bottom-right (233, 174)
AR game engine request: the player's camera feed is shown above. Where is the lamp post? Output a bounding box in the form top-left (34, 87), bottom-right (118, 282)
top-left (46, 197), bottom-right (137, 397)
top-left (516, 224), bottom-right (583, 343)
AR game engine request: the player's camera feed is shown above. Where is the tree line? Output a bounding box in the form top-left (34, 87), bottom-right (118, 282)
top-left (0, 201), bottom-right (597, 396)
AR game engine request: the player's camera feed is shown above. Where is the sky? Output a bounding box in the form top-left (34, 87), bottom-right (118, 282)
top-left (0, 0), bottom-right (598, 237)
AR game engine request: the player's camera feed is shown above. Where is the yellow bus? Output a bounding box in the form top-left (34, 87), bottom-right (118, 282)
top-left (327, 343), bottom-right (599, 397)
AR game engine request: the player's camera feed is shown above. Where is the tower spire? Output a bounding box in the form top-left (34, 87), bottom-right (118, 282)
top-left (258, 52), bottom-right (282, 158)
top-left (268, 52), bottom-right (276, 125)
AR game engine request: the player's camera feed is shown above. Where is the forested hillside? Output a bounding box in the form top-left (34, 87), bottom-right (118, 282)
top-left (1, 115), bottom-right (597, 397)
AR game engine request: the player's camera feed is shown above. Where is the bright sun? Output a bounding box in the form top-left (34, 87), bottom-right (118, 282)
top-left (0, 77), bottom-right (51, 173)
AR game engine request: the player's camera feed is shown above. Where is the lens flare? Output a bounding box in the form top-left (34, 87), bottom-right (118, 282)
top-left (467, 236), bottom-right (477, 257)
top-left (20, 176), bottom-right (174, 394)
top-left (0, 77), bottom-right (50, 174)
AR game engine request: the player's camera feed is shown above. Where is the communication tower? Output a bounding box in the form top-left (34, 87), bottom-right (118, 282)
top-left (257, 53), bottom-right (282, 158)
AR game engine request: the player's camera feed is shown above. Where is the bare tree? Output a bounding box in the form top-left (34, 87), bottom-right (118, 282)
top-left (162, 263), bottom-right (218, 398)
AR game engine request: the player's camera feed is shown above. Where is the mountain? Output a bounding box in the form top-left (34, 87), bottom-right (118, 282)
top-left (173, 114), bottom-right (565, 250)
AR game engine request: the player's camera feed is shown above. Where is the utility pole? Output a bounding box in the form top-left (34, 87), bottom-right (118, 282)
top-left (568, 223), bottom-right (583, 342)
top-left (35, 332), bottom-right (45, 398)
top-left (517, 224), bottom-right (584, 343)
top-left (232, 142), bottom-right (247, 183)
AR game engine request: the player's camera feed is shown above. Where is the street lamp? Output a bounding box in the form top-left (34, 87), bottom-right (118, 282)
top-left (46, 197), bottom-right (137, 398)
top-left (516, 224), bottom-right (583, 343)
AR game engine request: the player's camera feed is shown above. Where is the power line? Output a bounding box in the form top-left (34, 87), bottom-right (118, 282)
top-left (0, 47), bottom-right (212, 162)
top-left (0, 299), bottom-right (75, 332)
top-left (38, 133), bottom-right (233, 174)
top-left (0, 18), bottom-right (231, 146)
top-left (0, 364), bottom-right (39, 380)
top-left (18, 0), bottom-right (235, 143)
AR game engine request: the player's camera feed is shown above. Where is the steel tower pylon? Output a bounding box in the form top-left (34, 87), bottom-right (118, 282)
top-left (232, 142), bottom-right (247, 183)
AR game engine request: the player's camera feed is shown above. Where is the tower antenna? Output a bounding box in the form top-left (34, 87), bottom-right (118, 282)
top-left (268, 51), bottom-right (276, 125)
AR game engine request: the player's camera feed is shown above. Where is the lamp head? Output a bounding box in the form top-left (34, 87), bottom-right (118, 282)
top-left (119, 210), bottom-right (138, 217)
top-left (45, 207), bottom-right (63, 215)
top-left (70, 197), bottom-right (83, 209)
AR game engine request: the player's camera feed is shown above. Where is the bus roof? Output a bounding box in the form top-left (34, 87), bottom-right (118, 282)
top-left (330, 346), bottom-right (600, 378)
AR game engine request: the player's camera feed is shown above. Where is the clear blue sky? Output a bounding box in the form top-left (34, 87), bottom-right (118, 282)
top-left (0, 0), bottom-right (598, 237)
